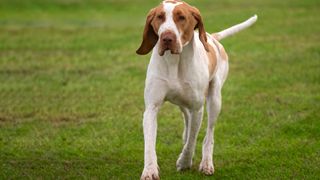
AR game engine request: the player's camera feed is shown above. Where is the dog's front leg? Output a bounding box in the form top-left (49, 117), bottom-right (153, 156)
top-left (141, 80), bottom-right (166, 180)
top-left (141, 105), bottom-right (161, 180)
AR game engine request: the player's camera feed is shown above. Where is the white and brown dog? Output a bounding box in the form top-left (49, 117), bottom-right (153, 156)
top-left (136, 0), bottom-right (257, 179)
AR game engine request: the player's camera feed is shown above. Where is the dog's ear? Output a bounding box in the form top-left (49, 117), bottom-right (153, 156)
top-left (191, 7), bottom-right (209, 52)
top-left (136, 8), bottom-right (158, 55)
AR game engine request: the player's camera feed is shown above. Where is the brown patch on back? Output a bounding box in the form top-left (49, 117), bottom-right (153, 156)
top-left (206, 43), bottom-right (217, 76)
top-left (211, 37), bottom-right (228, 61)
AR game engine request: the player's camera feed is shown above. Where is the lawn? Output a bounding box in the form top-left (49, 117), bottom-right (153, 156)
top-left (0, 0), bottom-right (319, 179)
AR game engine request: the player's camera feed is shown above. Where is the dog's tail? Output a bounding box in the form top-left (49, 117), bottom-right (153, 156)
top-left (212, 14), bottom-right (258, 41)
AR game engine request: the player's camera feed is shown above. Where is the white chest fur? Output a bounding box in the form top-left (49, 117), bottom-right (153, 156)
top-left (145, 34), bottom-right (210, 109)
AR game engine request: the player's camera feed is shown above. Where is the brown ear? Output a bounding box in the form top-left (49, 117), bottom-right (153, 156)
top-left (136, 8), bottom-right (159, 55)
top-left (191, 7), bottom-right (209, 52)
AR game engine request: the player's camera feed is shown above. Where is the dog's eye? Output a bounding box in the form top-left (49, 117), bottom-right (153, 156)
top-left (157, 14), bottom-right (164, 20)
top-left (179, 15), bottom-right (186, 21)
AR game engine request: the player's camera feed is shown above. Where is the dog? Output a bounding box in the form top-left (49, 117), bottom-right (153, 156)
top-left (136, 0), bottom-right (257, 179)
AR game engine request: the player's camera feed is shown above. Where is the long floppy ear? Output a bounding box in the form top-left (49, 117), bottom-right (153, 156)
top-left (136, 8), bottom-right (158, 55)
top-left (191, 7), bottom-right (209, 52)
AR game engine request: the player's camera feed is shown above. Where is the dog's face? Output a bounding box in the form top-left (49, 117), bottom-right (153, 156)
top-left (136, 0), bottom-right (209, 56)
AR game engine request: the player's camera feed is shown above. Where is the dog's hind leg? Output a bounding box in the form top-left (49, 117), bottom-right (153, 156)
top-left (176, 107), bottom-right (204, 171)
top-left (199, 79), bottom-right (222, 175)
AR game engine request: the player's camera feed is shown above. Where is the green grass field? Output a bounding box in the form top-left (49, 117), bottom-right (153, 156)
top-left (0, 0), bottom-right (319, 179)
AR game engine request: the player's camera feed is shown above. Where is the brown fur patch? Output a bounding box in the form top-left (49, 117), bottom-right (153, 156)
top-left (136, 5), bottom-right (164, 55)
top-left (151, 5), bottom-right (165, 33)
top-left (172, 3), bottom-right (208, 51)
top-left (206, 43), bottom-right (217, 76)
top-left (212, 37), bottom-right (228, 61)
top-left (172, 4), bottom-right (197, 45)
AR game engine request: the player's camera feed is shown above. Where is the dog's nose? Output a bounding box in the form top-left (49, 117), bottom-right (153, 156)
top-left (161, 33), bottom-right (175, 45)
top-left (163, 37), bottom-right (173, 44)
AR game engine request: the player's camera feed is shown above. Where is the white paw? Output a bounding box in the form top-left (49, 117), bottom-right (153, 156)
top-left (141, 165), bottom-right (160, 180)
top-left (176, 153), bottom-right (192, 171)
top-left (199, 159), bottom-right (214, 175)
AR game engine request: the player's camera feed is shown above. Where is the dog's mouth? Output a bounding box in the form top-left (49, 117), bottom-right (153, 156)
top-left (158, 46), bottom-right (181, 56)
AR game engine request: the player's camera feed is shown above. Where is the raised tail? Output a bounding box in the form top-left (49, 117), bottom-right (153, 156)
top-left (212, 15), bottom-right (258, 41)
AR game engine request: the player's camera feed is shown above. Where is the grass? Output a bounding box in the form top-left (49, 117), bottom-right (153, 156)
top-left (0, 0), bottom-right (319, 179)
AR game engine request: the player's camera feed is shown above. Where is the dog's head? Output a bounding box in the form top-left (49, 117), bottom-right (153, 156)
top-left (136, 0), bottom-right (209, 56)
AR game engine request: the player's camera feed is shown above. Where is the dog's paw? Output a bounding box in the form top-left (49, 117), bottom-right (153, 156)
top-left (176, 153), bottom-right (192, 171)
top-left (199, 159), bottom-right (214, 175)
top-left (141, 165), bottom-right (160, 180)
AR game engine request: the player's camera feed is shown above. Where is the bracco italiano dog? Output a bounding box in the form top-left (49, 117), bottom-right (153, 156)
top-left (136, 0), bottom-right (257, 179)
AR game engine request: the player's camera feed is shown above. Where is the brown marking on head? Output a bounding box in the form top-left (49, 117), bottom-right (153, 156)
top-left (137, 1), bottom-right (209, 55)
top-left (136, 5), bottom-right (165, 55)
top-left (207, 44), bottom-right (217, 76)
top-left (173, 3), bottom-right (209, 51)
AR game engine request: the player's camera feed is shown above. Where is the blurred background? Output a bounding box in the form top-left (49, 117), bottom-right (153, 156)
top-left (0, 0), bottom-right (319, 179)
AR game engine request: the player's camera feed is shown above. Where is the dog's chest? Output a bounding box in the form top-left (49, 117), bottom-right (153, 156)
top-left (164, 78), bottom-right (205, 109)
top-left (148, 45), bottom-right (209, 109)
